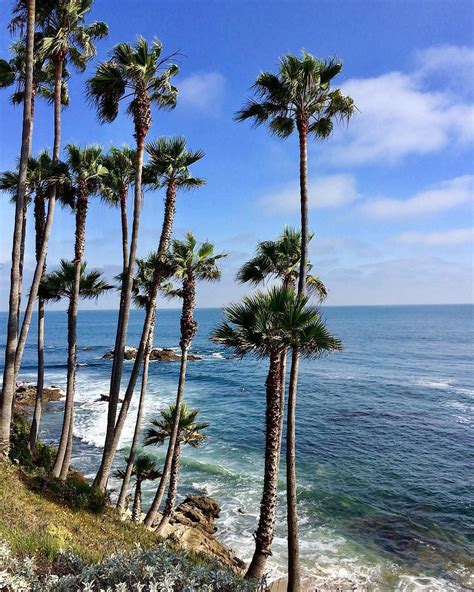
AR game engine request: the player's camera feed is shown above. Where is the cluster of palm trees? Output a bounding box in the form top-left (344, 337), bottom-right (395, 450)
top-left (0, 0), bottom-right (355, 589)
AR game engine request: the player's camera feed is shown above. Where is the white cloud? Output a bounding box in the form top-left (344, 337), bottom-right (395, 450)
top-left (179, 72), bottom-right (225, 113)
top-left (393, 227), bottom-right (474, 246)
top-left (415, 45), bottom-right (474, 95)
top-left (258, 174), bottom-right (358, 214)
top-left (320, 257), bottom-right (473, 305)
top-left (360, 175), bottom-right (473, 219)
top-left (327, 45), bottom-right (474, 165)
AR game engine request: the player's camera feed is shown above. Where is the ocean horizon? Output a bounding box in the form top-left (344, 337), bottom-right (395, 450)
top-left (1, 304), bottom-right (473, 590)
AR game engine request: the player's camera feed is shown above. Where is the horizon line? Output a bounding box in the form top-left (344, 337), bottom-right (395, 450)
top-left (1, 302), bottom-right (473, 314)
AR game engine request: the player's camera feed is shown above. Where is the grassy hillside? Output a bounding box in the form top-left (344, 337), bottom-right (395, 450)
top-left (0, 461), bottom-right (158, 564)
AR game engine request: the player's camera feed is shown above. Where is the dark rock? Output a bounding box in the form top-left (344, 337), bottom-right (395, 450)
top-left (172, 495), bottom-right (221, 535)
top-left (103, 346), bottom-right (202, 362)
top-left (98, 394), bottom-right (123, 403)
top-left (14, 383), bottom-right (64, 410)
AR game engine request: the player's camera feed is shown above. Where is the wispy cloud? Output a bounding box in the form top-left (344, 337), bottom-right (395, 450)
top-left (360, 175), bottom-right (473, 219)
top-left (415, 45), bottom-right (474, 95)
top-left (327, 45), bottom-right (474, 165)
top-left (393, 227), bottom-right (474, 246)
top-left (179, 72), bottom-right (226, 113)
top-left (258, 174), bottom-right (358, 214)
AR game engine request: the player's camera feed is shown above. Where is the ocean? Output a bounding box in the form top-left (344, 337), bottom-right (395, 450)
top-left (1, 304), bottom-right (473, 591)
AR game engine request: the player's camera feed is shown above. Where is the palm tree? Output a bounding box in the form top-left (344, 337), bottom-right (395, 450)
top-left (11, 0), bottom-right (108, 396)
top-left (0, 152), bottom-right (71, 451)
top-left (144, 404), bottom-right (208, 528)
top-left (211, 287), bottom-right (342, 580)
top-left (51, 144), bottom-right (108, 479)
top-left (145, 233), bottom-right (225, 530)
top-left (0, 38), bottom-right (70, 126)
top-left (116, 253), bottom-right (176, 513)
top-left (0, 0), bottom-right (35, 459)
top-left (93, 136), bottom-right (204, 492)
top-left (114, 453), bottom-right (161, 522)
top-left (87, 39), bottom-right (179, 492)
top-left (236, 52), bottom-right (354, 590)
top-left (237, 227), bottom-right (327, 299)
top-left (36, 260), bottom-right (111, 450)
top-left (100, 146), bottom-right (136, 275)
top-left (237, 227), bottom-right (328, 511)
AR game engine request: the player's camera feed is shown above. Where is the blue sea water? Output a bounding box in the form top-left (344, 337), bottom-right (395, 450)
top-left (1, 305), bottom-right (473, 590)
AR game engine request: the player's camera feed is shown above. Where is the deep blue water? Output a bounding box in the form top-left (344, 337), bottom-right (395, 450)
top-left (1, 305), bottom-right (473, 590)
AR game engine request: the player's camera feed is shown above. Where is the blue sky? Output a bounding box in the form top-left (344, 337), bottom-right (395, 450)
top-left (0, 0), bottom-right (473, 309)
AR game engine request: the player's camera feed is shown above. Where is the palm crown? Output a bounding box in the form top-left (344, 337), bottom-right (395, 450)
top-left (64, 144), bottom-right (108, 196)
top-left (0, 151), bottom-right (71, 206)
top-left (114, 452), bottom-right (161, 484)
top-left (235, 50), bottom-right (355, 138)
top-left (211, 286), bottom-right (342, 359)
top-left (130, 252), bottom-right (177, 310)
top-left (39, 259), bottom-right (113, 301)
top-left (100, 146), bottom-right (136, 204)
top-left (143, 137), bottom-right (205, 190)
top-left (38, 0), bottom-right (108, 69)
top-left (171, 232), bottom-right (225, 283)
top-left (0, 39), bottom-right (70, 106)
top-left (237, 227), bottom-right (327, 301)
top-left (86, 37), bottom-right (178, 128)
top-left (144, 403), bottom-right (208, 448)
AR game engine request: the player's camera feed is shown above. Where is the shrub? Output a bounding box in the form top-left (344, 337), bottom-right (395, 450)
top-left (0, 542), bottom-right (266, 591)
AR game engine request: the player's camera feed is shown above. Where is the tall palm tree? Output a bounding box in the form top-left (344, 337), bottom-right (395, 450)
top-left (145, 233), bottom-right (225, 529)
top-left (0, 0), bottom-right (35, 459)
top-left (237, 227), bottom-right (328, 516)
top-left (0, 37), bottom-right (69, 332)
top-left (0, 38), bottom-right (70, 125)
top-left (11, 0), bottom-right (108, 392)
top-left (144, 404), bottom-right (208, 528)
top-left (87, 39), bottom-right (179, 491)
top-left (114, 453), bottom-right (161, 522)
top-left (93, 136), bottom-right (205, 492)
top-left (51, 145), bottom-right (108, 479)
top-left (116, 253), bottom-right (176, 512)
top-left (211, 287), bottom-right (342, 580)
top-left (236, 52), bottom-right (354, 590)
top-left (36, 260), bottom-right (111, 450)
top-left (0, 153), bottom-right (71, 450)
top-left (100, 146), bottom-right (136, 275)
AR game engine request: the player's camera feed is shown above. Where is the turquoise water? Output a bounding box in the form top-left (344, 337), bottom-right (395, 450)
top-left (1, 305), bottom-right (473, 590)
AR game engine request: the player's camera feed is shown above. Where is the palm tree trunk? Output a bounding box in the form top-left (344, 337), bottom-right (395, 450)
top-left (52, 189), bottom-right (88, 479)
top-left (286, 120), bottom-right (308, 592)
top-left (29, 297), bottom-right (44, 451)
top-left (116, 308), bottom-right (156, 512)
top-left (156, 441), bottom-right (181, 534)
top-left (132, 479), bottom-right (142, 522)
top-left (145, 275), bottom-right (195, 529)
top-left (246, 351), bottom-right (282, 580)
top-left (13, 57), bottom-right (63, 382)
top-left (16, 202), bottom-right (28, 333)
top-left (29, 189), bottom-right (47, 451)
top-left (104, 101), bottom-right (149, 480)
top-left (120, 186), bottom-right (129, 273)
top-left (0, 0), bottom-right (35, 458)
top-left (94, 183), bottom-right (177, 492)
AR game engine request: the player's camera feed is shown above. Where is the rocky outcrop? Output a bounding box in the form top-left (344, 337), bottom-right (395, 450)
top-left (103, 347), bottom-right (202, 362)
top-left (14, 383), bottom-right (64, 410)
top-left (163, 495), bottom-right (246, 574)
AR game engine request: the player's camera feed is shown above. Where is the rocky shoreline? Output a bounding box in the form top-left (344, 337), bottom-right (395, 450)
top-left (14, 382), bottom-right (65, 410)
top-left (158, 495), bottom-right (246, 574)
top-left (14, 381), bottom-right (246, 577)
top-left (103, 346), bottom-right (202, 362)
